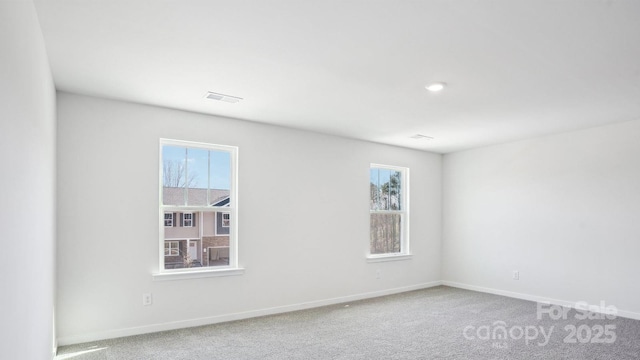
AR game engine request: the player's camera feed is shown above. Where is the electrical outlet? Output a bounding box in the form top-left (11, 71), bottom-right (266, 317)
top-left (513, 271), bottom-right (520, 280)
top-left (143, 293), bottom-right (152, 306)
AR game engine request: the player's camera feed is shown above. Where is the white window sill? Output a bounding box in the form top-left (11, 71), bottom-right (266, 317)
top-left (366, 254), bottom-right (413, 263)
top-left (152, 267), bottom-right (244, 281)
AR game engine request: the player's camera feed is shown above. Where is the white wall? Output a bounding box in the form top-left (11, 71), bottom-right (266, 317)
top-left (56, 93), bottom-right (442, 344)
top-left (443, 119), bottom-right (640, 317)
top-left (0, 1), bottom-right (57, 359)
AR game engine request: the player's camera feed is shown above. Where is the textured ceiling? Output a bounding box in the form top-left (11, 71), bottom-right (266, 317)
top-left (34, 0), bottom-right (640, 153)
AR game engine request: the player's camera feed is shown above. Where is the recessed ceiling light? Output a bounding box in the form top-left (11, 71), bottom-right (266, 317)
top-left (425, 82), bottom-right (446, 92)
top-left (204, 91), bottom-right (242, 103)
top-left (410, 134), bottom-right (434, 140)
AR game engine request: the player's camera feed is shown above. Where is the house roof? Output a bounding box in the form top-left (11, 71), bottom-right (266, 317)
top-left (211, 196), bottom-right (230, 207)
top-left (163, 187), bottom-right (230, 207)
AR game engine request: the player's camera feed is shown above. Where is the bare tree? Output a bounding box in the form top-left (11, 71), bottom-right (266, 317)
top-left (163, 160), bottom-right (198, 188)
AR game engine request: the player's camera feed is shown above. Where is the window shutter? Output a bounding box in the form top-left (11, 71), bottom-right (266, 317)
top-left (173, 213), bottom-right (177, 227)
top-left (194, 213), bottom-right (197, 227)
top-left (180, 213), bottom-right (183, 227)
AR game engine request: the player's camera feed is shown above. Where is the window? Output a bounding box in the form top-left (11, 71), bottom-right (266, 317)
top-left (164, 212), bottom-right (174, 227)
top-left (165, 241), bottom-right (179, 256)
top-left (159, 139), bottom-right (238, 273)
top-left (222, 212), bottom-right (230, 227)
top-left (182, 213), bottom-right (193, 227)
top-left (369, 164), bottom-right (409, 257)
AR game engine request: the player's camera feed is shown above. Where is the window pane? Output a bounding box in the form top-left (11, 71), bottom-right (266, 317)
top-left (162, 146), bottom-right (187, 206)
top-left (370, 213), bottom-right (402, 254)
top-left (203, 212), bottom-right (231, 267)
top-left (183, 213), bottom-right (193, 227)
top-left (390, 170), bottom-right (402, 210)
top-left (370, 168), bottom-right (383, 210)
top-left (160, 140), bottom-right (237, 272)
top-left (381, 168), bottom-right (391, 210)
top-left (164, 240), bottom-right (195, 269)
top-left (186, 148), bottom-right (208, 206)
top-left (370, 167), bottom-right (402, 211)
top-left (209, 150), bottom-right (231, 207)
top-left (164, 213), bottom-right (172, 227)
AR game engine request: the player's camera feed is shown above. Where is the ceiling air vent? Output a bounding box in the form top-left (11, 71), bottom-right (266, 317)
top-left (204, 92), bottom-right (242, 103)
top-left (410, 134), bottom-right (434, 140)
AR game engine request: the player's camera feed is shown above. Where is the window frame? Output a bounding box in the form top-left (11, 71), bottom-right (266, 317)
top-left (164, 241), bottom-right (180, 256)
top-left (164, 212), bottom-right (174, 227)
top-left (221, 212), bottom-right (230, 228)
top-left (367, 163), bottom-right (411, 261)
top-left (182, 212), bottom-right (194, 227)
top-left (155, 138), bottom-right (242, 280)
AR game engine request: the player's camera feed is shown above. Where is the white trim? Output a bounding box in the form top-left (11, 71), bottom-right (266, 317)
top-left (153, 267), bottom-right (245, 281)
top-left (229, 147), bottom-right (239, 267)
top-left (160, 138), bottom-right (238, 152)
top-left (56, 281), bottom-right (442, 346)
top-left (164, 241), bottom-right (179, 256)
top-left (163, 206), bottom-right (233, 212)
top-left (159, 141), bottom-right (165, 275)
top-left (368, 164), bottom-right (410, 256)
top-left (442, 281), bottom-right (640, 321)
top-left (221, 212), bottom-right (230, 227)
top-left (370, 163), bottom-right (408, 172)
top-left (366, 254), bottom-right (413, 263)
top-left (182, 212), bottom-right (194, 227)
top-left (163, 212), bottom-right (174, 227)
top-left (159, 139), bottom-right (240, 275)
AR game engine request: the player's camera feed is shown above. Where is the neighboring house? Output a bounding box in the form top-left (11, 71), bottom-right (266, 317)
top-left (163, 187), bottom-right (231, 269)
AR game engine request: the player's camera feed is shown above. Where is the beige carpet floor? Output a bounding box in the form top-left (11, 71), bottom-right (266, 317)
top-left (56, 286), bottom-right (640, 359)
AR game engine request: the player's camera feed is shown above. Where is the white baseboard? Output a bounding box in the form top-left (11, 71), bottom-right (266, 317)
top-left (442, 281), bottom-right (640, 321)
top-left (57, 281), bottom-right (443, 346)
